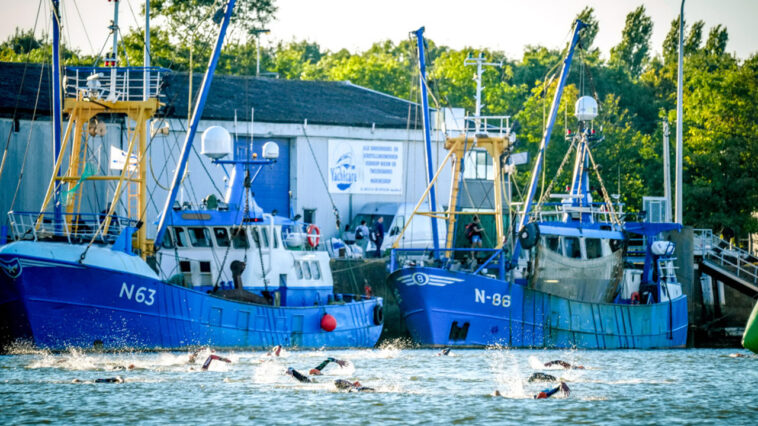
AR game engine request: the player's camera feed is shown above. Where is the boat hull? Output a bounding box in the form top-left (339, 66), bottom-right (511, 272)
top-left (390, 267), bottom-right (687, 348)
top-left (0, 253), bottom-right (382, 350)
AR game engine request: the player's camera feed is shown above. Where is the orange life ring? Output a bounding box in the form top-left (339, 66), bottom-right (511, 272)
top-left (306, 224), bottom-right (320, 248)
top-left (631, 292), bottom-right (641, 304)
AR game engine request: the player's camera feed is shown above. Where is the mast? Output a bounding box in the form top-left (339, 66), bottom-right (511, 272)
top-left (51, 0), bottom-right (63, 230)
top-left (675, 0), bottom-right (685, 224)
top-left (511, 19), bottom-right (586, 265)
top-left (413, 27), bottom-right (440, 259)
top-left (663, 121), bottom-right (672, 222)
top-left (464, 54), bottom-right (501, 133)
top-left (154, 0), bottom-right (238, 249)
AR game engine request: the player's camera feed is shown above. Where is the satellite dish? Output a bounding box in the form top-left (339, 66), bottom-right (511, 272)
top-left (201, 126), bottom-right (232, 159)
top-left (575, 96), bottom-right (598, 121)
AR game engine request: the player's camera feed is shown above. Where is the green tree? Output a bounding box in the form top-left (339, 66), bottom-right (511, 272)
top-left (609, 5), bottom-right (653, 77)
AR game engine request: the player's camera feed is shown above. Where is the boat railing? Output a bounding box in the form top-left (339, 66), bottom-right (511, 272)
top-left (534, 201), bottom-right (625, 224)
top-left (389, 247), bottom-right (508, 279)
top-left (8, 211), bottom-right (140, 245)
top-left (461, 115), bottom-right (513, 137)
top-left (64, 66), bottom-right (170, 102)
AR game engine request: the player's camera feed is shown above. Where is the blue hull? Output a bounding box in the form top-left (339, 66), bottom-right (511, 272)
top-left (0, 254), bottom-right (382, 350)
top-left (390, 267), bottom-right (687, 348)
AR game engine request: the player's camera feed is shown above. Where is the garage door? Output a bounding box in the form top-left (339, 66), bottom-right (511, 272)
top-left (234, 137), bottom-right (290, 216)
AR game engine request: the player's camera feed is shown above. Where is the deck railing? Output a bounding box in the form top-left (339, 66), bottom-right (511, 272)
top-left (8, 211), bottom-right (140, 245)
top-left (64, 66), bottom-right (170, 102)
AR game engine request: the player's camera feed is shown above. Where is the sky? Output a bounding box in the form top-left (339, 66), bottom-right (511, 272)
top-left (2, 0), bottom-right (756, 61)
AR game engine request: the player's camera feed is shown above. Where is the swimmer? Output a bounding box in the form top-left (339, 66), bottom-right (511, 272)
top-left (111, 364), bottom-right (136, 371)
top-left (309, 357), bottom-right (348, 375)
top-left (544, 360), bottom-right (584, 369)
top-left (286, 367), bottom-right (312, 383)
top-left (436, 348), bottom-right (451, 356)
top-left (729, 353), bottom-right (746, 358)
top-left (534, 381), bottom-right (570, 399)
top-left (189, 346), bottom-right (211, 363)
top-left (334, 379), bottom-right (374, 392)
top-left (267, 345), bottom-right (283, 357)
top-left (94, 376), bottom-right (124, 384)
top-left (528, 372), bottom-right (558, 383)
top-left (202, 354), bottom-right (232, 370)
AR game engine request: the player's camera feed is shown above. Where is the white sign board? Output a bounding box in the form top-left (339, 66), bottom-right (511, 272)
top-left (328, 139), bottom-right (403, 195)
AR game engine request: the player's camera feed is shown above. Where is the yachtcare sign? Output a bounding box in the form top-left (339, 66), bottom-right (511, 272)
top-left (328, 140), bottom-right (403, 195)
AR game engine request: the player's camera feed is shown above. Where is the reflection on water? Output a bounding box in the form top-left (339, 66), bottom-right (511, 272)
top-left (1, 345), bottom-right (757, 424)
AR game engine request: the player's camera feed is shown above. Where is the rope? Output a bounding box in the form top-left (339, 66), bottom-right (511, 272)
top-left (533, 137), bottom-right (578, 216)
top-left (585, 144), bottom-right (621, 225)
top-left (302, 124), bottom-right (340, 229)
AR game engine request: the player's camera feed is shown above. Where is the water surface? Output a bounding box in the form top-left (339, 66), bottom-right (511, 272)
top-left (1, 345), bottom-right (756, 424)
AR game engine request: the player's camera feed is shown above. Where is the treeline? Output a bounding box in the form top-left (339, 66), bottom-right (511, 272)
top-left (2, 4), bottom-right (756, 240)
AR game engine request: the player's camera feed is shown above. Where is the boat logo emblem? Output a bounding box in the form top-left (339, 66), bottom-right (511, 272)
top-left (397, 272), bottom-right (464, 287)
top-left (0, 257), bottom-right (22, 279)
top-left (330, 143), bottom-right (358, 191)
top-left (412, 272), bottom-right (429, 285)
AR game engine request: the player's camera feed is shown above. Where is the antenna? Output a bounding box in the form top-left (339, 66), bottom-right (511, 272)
top-left (464, 53), bottom-right (502, 133)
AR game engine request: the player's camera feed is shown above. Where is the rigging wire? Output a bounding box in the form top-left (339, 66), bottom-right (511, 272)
top-left (301, 124), bottom-right (341, 229)
top-left (0, 0), bottom-right (44, 184)
top-left (71, 0), bottom-right (95, 54)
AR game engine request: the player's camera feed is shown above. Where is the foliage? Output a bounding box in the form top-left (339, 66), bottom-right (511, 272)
top-left (2, 4), bottom-right (757, 241)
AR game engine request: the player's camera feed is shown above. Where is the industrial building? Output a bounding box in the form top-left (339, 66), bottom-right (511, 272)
top-left (0, 62), bottom-right (455, 240)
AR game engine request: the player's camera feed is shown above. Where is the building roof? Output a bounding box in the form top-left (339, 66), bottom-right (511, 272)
top-left (0, 62), bottom-right (420, 129)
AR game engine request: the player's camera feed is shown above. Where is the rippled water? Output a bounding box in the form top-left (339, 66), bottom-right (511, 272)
top-left (1, 344), bottom-right (757, 424)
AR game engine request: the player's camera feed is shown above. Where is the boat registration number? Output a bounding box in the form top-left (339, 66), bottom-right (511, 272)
top-left (119, 282), bottom-right (156, 306)
top-left (474, 288), bottom-right (511, 307)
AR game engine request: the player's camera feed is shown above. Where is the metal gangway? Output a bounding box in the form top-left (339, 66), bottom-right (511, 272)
top-left (694, 229), bottom-right (758, 297)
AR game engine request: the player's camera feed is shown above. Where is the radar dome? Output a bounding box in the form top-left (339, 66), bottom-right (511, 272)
top-left (574, 96), bottom-right (598, 121)
top-left (262, 141), bottom-right (279, 159)
top-left (201, 126), bottom-right (231, 159)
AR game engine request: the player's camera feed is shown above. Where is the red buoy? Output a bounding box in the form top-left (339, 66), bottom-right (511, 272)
top-left (320, 313), bottom-right (337, 332)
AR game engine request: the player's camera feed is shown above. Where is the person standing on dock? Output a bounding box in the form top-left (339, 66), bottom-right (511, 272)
top-left (355, 220), bottom-right (370, 256)
top-left (371, 217), bottom-right (385, 258)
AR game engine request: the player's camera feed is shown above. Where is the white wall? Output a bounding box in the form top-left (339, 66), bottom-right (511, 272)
top-left (1, 116), bottom-right (453, 241)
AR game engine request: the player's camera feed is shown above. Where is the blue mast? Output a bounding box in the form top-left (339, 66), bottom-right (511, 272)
top-left (413, 27), bottom-right (440, 259)
top-left (154, 0), bottom-right (237, 249)
top-left (511, 19), bottom-right (586, 265)
top-left (52, 0), bottom-right (63, 231)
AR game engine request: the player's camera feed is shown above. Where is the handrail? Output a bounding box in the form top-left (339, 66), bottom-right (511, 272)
top-left (8, 211), bottom-right (139, 245)
top-left (694, 228), bottom-right (758, 286)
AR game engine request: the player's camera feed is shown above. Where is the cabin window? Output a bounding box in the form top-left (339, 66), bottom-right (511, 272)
top-left (272, 227), bottom-right (279, 248)
top-left (261, 227), bottom-right (270, 248)
top-left (214, 227), bottom-right (230, 247)
top-left (161, 230), bottom-right (175, 248)
top-left (294, 261), bottom-right (303, 279)
top-left (188, 227), bottom-right (212, 247)
top-left (302, 261), bottom-right (312, 279)
top-left (179, 260), bottom-right (192, 286)
top-left (563, 237), bottom-right (581, 259)
top-left (463, 149), bottom-right (494, 180)
top-left (231, 227), bottom-right (249, 249)
top-left (310, 261), bottom-right (321, 280)
top-left (585, 238), bottom-right (602, 259)
top-left (545, 236), bottom-right (560, 253)
top-left (174, 227), bottom-right (189, 247)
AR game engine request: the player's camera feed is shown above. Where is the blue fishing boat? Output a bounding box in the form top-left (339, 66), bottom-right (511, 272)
top-left (0, 0), bottom-right (382, 351)
top-left (387, 22), bottom-right (687, 348)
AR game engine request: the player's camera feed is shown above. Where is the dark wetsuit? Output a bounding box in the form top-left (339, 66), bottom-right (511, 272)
top-left (309, 357), bottom-right (346, 375)
top-left (95, 376), bottom-right (124, 383)
top-left (334, 379), bottom-right (374, 392)
top-left (287, 367), bottom-right (312, 383)
top-left (528, 372), bottom-right (557, 383)
top-left (544, 360), bottom-right (583, 369)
